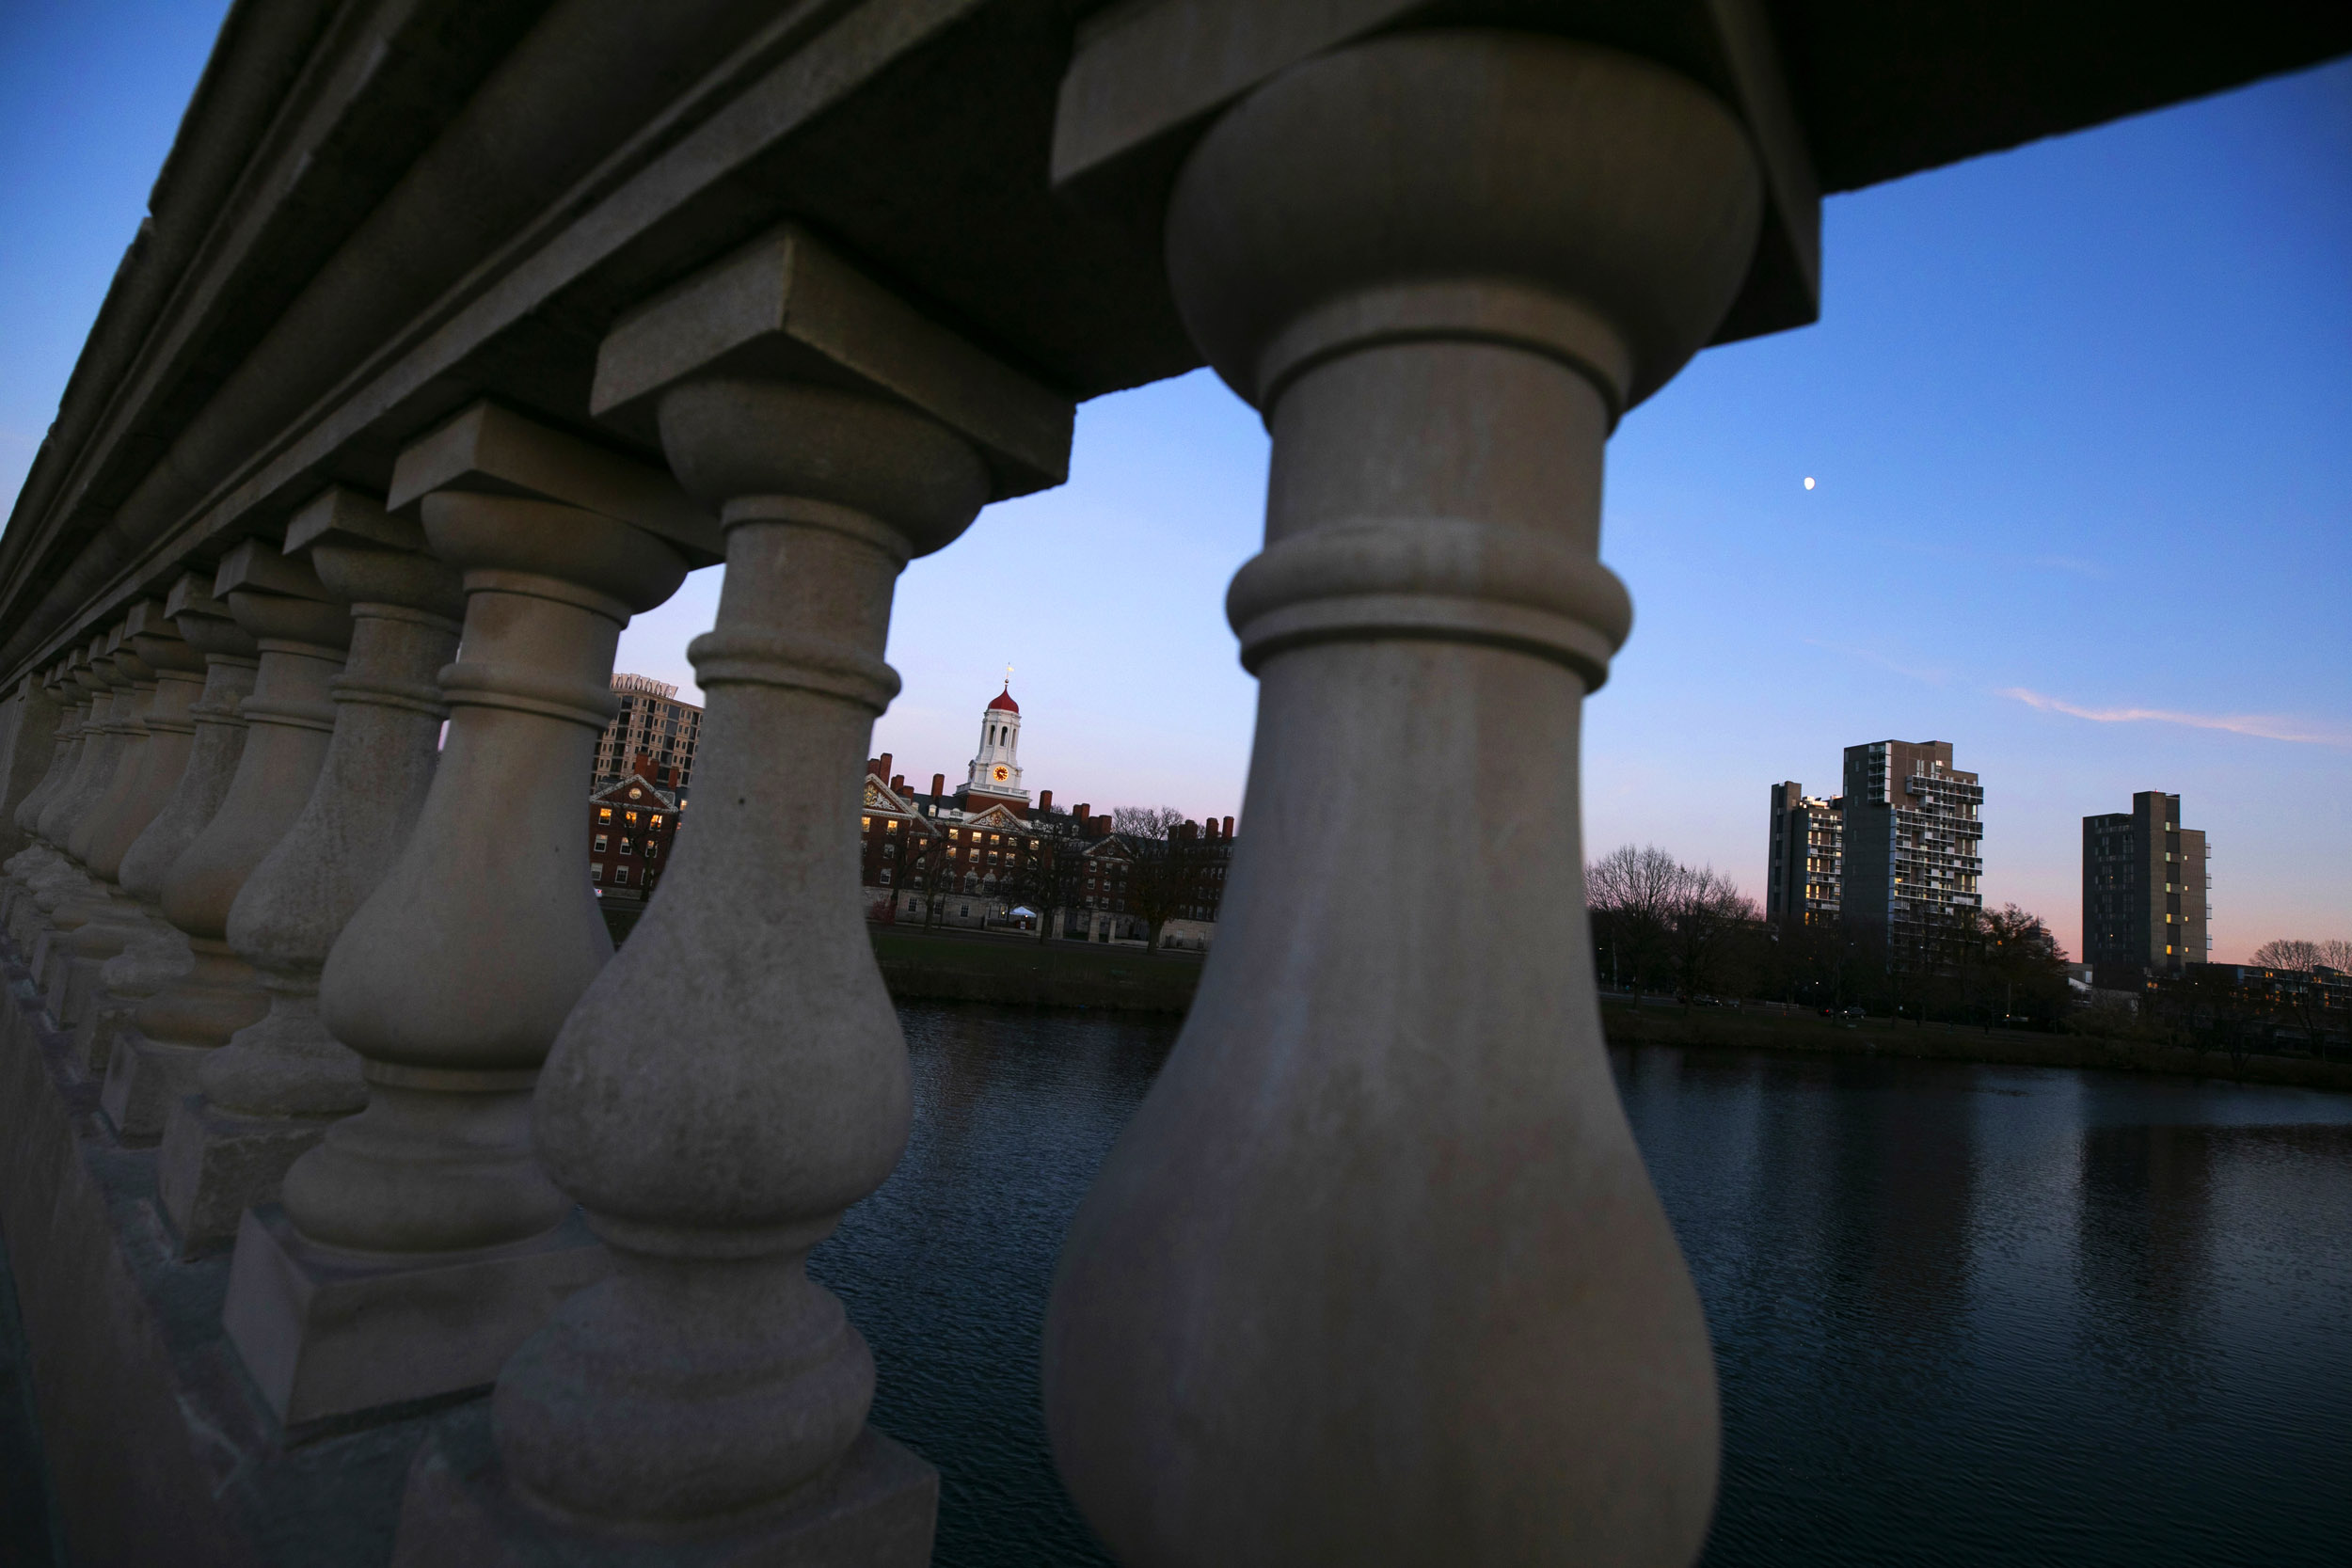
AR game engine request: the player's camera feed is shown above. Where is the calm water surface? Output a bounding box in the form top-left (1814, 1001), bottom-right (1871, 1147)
top-left (810, 1004), bottom-right (2352, 1566)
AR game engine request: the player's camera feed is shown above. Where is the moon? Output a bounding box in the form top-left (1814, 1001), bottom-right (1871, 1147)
top-left (1804, 476), bottom-right (1816, 490)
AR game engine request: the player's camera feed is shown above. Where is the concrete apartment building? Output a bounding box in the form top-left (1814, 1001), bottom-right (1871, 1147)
top-left (1766, 781), bottom-right (1844, 926)
top-left (592, 673), bottom-right (703, 792)
top-left (1840, 740), bottom-right (1984, 956)
top-left (2083, 791), bottom-right (2209, 979)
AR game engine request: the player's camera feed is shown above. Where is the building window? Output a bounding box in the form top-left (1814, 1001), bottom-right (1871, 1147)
top-left (651, 815), bottom-right (663, 829)
top-left (645, 842), bottom-right (659, 860)
top-left (612, 866), bottom-right (630, 886)
top-left (960, 904), bottom-right (970, 917)
top-left (598, 808), bottom-right (612, 822)
top-left (626, 811), bottom-right (640, 826)
top-left (591, 864), bottom-right (603, 883)
top-left (620, 838), bottom-right (634, 856)
top-left (595, 835), bottom-right (608, 852)
top-left (881, 870), bottom-right (892, 884)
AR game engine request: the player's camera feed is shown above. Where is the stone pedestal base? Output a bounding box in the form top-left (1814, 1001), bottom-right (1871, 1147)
top-left (393, 1418), bottom-right (938, 1568)
top-left (156, 1096), bottom-right (336, 1257)
top-left (74, 992), bottom-right (138, 1078)
top-left (100, 1033), bottom-right (203, 1142)
top-left (221, 1203), bottom-right (610, 1427)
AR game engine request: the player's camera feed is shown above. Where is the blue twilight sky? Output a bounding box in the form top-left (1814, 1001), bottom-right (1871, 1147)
top-left (4, 5), bottom-right (2347, 961)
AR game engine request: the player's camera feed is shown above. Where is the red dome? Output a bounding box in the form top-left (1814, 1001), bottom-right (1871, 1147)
top-left (986, 685), bottom-right (1019, 714)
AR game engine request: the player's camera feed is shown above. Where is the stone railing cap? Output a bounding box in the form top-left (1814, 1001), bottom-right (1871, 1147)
top-left (593, 225), bottom-right (1073, 503)
top-left (286, 485), bottom-right (427, 556)
top-left (389, 402), bottom-right (722, 567)
top-left (215, 537), bottom-right (335, 603)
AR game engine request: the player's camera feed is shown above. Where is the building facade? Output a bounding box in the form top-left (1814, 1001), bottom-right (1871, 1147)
top-left (592, 673), bottom-right (703, 792)
top-left (1765, 781), bottom-right (1843, 927)
top-left (859, 682), bottom-right (1233, 942)
top-left (2083, 791), bottom-right (2209, 978)
top-left (1840, 739), bottom-right (1984, 958)
top-left (588, 763), bottom-right (683, 901)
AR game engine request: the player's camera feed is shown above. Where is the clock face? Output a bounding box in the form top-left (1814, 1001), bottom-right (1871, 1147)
top-left (993, 766), bottom-right (1009, 782)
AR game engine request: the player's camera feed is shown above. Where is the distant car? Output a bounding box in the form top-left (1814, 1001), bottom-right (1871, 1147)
top-left (1843, 1006), bottom-right (1867, 1019)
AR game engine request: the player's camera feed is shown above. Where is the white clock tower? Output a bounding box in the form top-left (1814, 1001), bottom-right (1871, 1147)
top-left (965, 681), bottom-right (1027, 802)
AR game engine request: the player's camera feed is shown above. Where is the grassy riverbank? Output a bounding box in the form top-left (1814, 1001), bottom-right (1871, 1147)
top-left (871, 927), bottom-right (1203, 1013)
top-left (1603, 1000), bottom-right (2352, 1093)
top-left (866, 934), bottom-right (2352, 1091)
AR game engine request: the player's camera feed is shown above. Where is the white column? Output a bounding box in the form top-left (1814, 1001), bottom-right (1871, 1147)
top-left (1042, 33), bottom-right (1763, 1567)
top-left (103, 545), bottom-right (349, 1139)
top-left (227, 404), bottom-right (699, 1427)
top-left (393, 229), bottom-right (1071, 1561)
top-left (88, 578), bottom-right (258, 1097)
top-left (158, 489), bottom-right (463, 1252)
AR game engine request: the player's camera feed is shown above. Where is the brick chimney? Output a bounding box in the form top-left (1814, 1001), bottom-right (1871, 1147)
top-left (1040, 789), bottom-right (1054, 812)
top-left (1223, 816), bottom-right (1234, 838)
top-left (877, 752), bottom-right (892, 781)
top-left (891, 775), bottom-right (905, 792)
top-left (931, 772), bottom-right (946, 797)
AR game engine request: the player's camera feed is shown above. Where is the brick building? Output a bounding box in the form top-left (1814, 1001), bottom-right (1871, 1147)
top-left (858, 682), bottom-right (1233, 942)
top-left (589, 760), bottom-right (682, 901)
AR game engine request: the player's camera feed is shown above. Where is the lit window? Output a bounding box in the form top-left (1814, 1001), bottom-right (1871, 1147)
top-left (598, 808), bottom-right (612, 822)
top-left (651, 815), bottom-right (663, 829)
top-left (862, 816), bottom-right (871, 831)
top-left (886, 820), bottom-right (898, 833)
top-left (626, 812), bottom-right (640, 825)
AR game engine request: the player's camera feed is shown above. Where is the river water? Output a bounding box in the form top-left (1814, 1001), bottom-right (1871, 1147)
top-left (809, 1003), bottom-right (2352, 1567)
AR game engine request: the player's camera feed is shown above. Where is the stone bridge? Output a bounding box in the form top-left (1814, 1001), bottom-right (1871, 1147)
top-left (1, 3), bottom-right (2343, 1563)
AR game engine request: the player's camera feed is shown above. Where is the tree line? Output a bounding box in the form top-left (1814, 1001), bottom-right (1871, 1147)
top-left (1585, 843), bottom-right (2075, 1027)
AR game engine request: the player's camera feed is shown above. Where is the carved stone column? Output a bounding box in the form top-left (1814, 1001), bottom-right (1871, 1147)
top-left (25, 637), bottom-right (129, 976)
top-left (89, 579), bottom-right (258, 1096)
top-left (49, 603), bottom-right (203, 1036)
top-left (1041, 32), bottom-right (1768, 1568)
top-left (393, 228), bottom-right (1072, 1565)
top-left (0, 661), bottom-right (79, 930)
top-left (0, 670), bottom-right (61, 863)
top-left (227, 404), bottom-right (703, 1427)
top-left (103, 544), bottom-right (349, 1140)
top-left (158, 489), bottom-right (463, 1253)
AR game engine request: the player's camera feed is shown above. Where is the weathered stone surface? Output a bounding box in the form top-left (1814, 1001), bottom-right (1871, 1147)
top-left (395, 1417), bottom-right (937, 1568)
top-left (221, 1204), bottom-right (609, 1428)
top-left (1041, 32), bottom-right (1748, 1568)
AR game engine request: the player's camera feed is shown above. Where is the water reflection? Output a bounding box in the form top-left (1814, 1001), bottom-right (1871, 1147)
top-left (814, 1008), bottom-right (2352, 1568)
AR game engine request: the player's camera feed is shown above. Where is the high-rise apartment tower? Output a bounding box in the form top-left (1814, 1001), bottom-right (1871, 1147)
top-left (1766, 782), bottom-right (1843, 926)
top-left (594, 673), bottom-right (705, 791)
top-left (1840, 739), bottom-right (1983, 956)
top-left (2082, 791), bottom-right (2208, 978)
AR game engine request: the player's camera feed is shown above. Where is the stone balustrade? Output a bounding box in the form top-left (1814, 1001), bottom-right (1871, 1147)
top-left (0, 4), bottom-right (2322, 1564)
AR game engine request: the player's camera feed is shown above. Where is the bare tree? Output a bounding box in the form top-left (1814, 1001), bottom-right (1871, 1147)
top-left (1587, 845), bottom-right (1686, 996)
top-left (2324, 939), bottom-right (2352, 973)
top-left (1107, 806), bottom-right (1204, 957)
top-left (1665, 866), bottom-right (1757, 1005)
top-left (2252, 938), bottom-right (2325, 972)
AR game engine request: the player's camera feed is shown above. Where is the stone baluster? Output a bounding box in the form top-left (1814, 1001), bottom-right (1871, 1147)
top-left (5, 660), bottom-right (87, 948)
top-left (0, 661), bottom-right (77, 929)
top-left (0, 670), bottom-right (62, 864)
top-left (50, 603), bottom-right (203, 1037)
top-left (1040, 32), bottom-right (1768, 1566)
top-left (91, 580), bottom-right (259, 1117)
top-left (227, 404), bottom-right (702, 1427)
top-left (25, 637), bottom-right (128, 974)
top-left (103, 544), bottom-right (349, 1141)
top-left (392, 228), bottom-right (1072, 1563)
top-left (158, 488), bottom-right (463, 1253)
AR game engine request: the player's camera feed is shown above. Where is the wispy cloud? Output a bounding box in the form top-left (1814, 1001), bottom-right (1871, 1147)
top-left (1998, 688), bottom-right (2350, 747)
